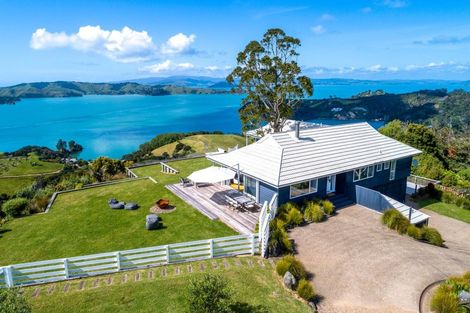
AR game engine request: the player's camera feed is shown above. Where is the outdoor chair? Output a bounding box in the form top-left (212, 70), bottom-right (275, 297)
top-left (180, 177), bottom-right (191, 187)
top-left (124, 202), bottom-right (139, 210)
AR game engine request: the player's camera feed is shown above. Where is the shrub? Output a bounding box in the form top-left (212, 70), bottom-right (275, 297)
top-left (431, 284), bottom-right (461, 313)
top-left (296, 279), bottom-right (315, 301)
top-left (0, 288), bottom-right (31, 313)
top-left (321, 200), bottom-right (335, 215)
top-left (382, 209), bottom-right (400, 226)
top-left (461, 199), bottom-right (470, 210)
top-left (455, 197), bottom-right (465, 207)
top-left (441, 192), bottom-right (455, 204)
top-left (285, 207), bottom-right (303, 228)
top-left (1, 198), bottom-right (29, 217)
top-left (268, 219), bottom-right (292, 256)
top-left (187, 274), bottom-right (232, 313)
top-left (278, 202), bottom-right (299, 218)
top-left (304, 202), bottom-right (325, 223)
top-left (422, 227), bottom-right (444, 246)
top-left (383, 209), bottom-right (410, 234)
top-left (275, 255), bottom-right (307, 281)
top-left (406, 225), bottom-right (423, 240)
top-left (29, 195), bottom-right (50, 214)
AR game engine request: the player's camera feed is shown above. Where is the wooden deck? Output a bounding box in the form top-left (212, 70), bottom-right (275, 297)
top-left (166, 183), bottom-right (260, 234)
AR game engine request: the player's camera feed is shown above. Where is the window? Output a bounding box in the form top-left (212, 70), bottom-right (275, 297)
top-left (389, 160), bottom-right (397, 180)
top-left (353, 166), bottom-right (374, 182)
top-left (290, 179), bottom-right (318, 199)
top-left (376, 163), bottom-right (383, 172)
top-left (244, 176), bottom-right (257, 199)
top-left (384, 161), bottom-right (390, 170)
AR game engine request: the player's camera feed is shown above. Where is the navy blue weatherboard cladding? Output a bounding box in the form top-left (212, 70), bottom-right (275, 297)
top-left (259, 181), bottom-right (278, 206)
top-left (343, 157), bottom-right (412, 202)
top-left (275, 156), bottom-right (412, 206)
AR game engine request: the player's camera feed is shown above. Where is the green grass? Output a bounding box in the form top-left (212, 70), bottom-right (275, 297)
top-left (0, 153), bottom-right (62, 176)
top-left (27, 257), bottom-right (311, 313)
top-left (0, 176), bottom-right (36, 196)
top-left (132, 157), bottom-right (212, 185)
top-left (151, 134), bottom-right (246, 157)
top-left (419, 198), bottom-right (470, 223)
top-left (0, 176), bottom-right (235, 265)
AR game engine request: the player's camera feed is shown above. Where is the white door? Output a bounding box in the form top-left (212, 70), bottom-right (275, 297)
top-left (326, 175), bottom-right (336, 193)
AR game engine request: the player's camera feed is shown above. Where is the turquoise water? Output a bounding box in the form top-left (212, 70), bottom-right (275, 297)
top-left (1, 81), bottom-right (469, 159)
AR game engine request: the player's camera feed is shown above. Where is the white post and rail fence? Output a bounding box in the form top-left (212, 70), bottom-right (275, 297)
top-left (0, 234), bottom-right (259, 288)
top-left (258, 194), bottom-right (278, 258)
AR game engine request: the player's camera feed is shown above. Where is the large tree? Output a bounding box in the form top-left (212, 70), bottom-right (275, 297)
top-left (227, 28), bottom-right (313, 133)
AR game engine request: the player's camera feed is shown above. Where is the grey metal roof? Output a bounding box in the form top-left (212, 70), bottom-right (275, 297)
top-left (208, 122), bottom-right (421, 187)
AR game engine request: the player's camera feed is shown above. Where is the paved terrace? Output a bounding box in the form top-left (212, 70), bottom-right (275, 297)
top-left (166, 183), bottom-right (260, 234)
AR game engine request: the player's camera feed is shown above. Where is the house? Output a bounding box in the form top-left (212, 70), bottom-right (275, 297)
top-left (207, 122), bottom-right (421, 208)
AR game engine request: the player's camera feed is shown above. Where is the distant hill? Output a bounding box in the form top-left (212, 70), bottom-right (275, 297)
top-left (295, 88), bottom-right (470, 133)
top-left (0, 81), bottom-right (228, 104)
top-left (122, 75), bottom-right (226, 88)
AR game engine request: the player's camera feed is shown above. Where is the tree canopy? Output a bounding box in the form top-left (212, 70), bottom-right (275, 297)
top-left (227, 28), bottom-right (313, 133)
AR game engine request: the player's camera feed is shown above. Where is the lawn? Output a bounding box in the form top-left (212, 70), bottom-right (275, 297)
top-left (0, 176), bottom-right (235, 265)
top-left (132, 157), bottom-right (212, 184)
top-left (0, 176), bottom-right (36, 196)
top-left (419, 198), bottom-right (470, 223)
top-left (0, 153), bottom-right (62, 176)
top-left (0, 153), bottom-right (63, 195)
top-left (151, 134), bottom-right (246, 157)
top-left (27, 257), bottom-right (311, 313)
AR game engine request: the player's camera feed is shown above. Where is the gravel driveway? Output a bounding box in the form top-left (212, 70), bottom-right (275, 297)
top-left (289, 205), bottom-right (470, 313)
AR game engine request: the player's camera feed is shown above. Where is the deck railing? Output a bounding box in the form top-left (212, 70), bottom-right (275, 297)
top-left (0, 234), bottom-right (259, 288)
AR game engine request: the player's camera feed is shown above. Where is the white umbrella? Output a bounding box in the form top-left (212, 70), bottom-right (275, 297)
top-left (188, 166), bottom-right (236, 184)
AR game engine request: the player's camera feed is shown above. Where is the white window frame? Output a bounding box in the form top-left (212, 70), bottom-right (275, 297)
top-left (376, 163), bottom-right (383, 172)
top-left (289, 179), bottom-right (318, 199)
top-left (389, 160), bottom-right (397, 181)
top-left (353, 165), bottom-right (375, 182)
top-left (384, 161), bottom-right (390, 170)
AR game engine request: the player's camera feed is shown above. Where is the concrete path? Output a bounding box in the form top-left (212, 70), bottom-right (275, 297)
top-left (289, 205), bottom-right (470, 313)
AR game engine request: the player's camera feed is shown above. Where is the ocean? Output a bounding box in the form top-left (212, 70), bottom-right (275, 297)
top-left (1, 81), bottom-right (469, 159)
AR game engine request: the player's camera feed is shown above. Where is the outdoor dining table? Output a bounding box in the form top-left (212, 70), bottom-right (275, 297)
top-left (231, 194), bottom-right (256, 208)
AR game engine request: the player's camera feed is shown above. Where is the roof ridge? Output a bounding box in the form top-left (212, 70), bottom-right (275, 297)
top-left (277, 147), bottom-right (285, 186)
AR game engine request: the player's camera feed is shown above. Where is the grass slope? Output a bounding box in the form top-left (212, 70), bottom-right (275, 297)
top-left (0, 153), bottom-right (62, 176)
top-left (151, 134), bottom-right (245, 157)
top-left (419, 198), bottom-right (470, 223)
top-left (0, 172), bottom-right (235, 265)
top-left (0, 177), bottom-right (36, 196)
top-left (132, 158), bottom-right (212, 184)
top-left (28, 257), bottom-right (311, 313)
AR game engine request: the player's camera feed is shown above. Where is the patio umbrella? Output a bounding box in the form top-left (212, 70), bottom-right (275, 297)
top-left (187, 166), bottom-right (236, 184)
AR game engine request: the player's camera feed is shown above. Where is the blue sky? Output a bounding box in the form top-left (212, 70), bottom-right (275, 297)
top-left (0, 0), bottom-right (469, 84)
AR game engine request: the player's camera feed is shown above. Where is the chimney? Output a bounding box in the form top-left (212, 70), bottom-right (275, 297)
top-left (294, 121), bottom-right (300, 139)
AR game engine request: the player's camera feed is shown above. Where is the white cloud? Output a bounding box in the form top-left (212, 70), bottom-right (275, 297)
top-left (31, 26), bottom-right (156, 63)
top-left (305, 61), bottom-right (470, 78)
top-left (161, 33), bottom-right (196, 54)
top-left (140, 60), bottom-right (195, 74)
top-left (311, 25), bottom-right (326, 35)
top-left (382, 0), bottom-right (407, 9)
top-left (320, 13), bottom-right (335, 21)
top-left (31, 26), bottom-right (198, 63)
top-left (205, 65), bottom-right (220, 71)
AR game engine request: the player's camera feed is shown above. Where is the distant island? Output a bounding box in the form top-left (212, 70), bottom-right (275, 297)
top-left (0, 81), bottom-right (229, 104)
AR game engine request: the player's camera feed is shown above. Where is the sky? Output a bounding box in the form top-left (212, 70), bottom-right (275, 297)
top-left (0, 0), bottom-right (469, 85)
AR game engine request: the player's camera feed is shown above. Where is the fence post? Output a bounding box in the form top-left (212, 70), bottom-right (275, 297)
top-left (4, 266), bottom-right (14, 287)
top-left (115, 252), bottom-right (121, 271)
top-left (63, 258), bottom-right (70, 279)
top-left (165, 245), bottom-right (170, 264)
top-left (209, 239), bottom-right (214, 258)
top-left (250, 234), bottom-right (255, 255)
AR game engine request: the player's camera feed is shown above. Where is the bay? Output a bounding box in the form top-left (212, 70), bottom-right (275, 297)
top-left (1, 80), bottom-right (469, 160)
